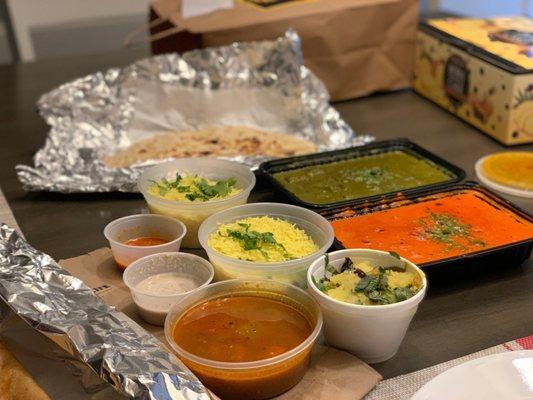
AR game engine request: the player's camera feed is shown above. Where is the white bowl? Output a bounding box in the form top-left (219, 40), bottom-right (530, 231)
top-left (198, 202), bottom-right (334, 288)
top-left (103, 214), bottom-right (186, 271)
top-left (307, 249), bottom-right (427, 363)
top-left (123, 252), bottom-right (214, 326)
top-left (138, 158), bottom-right (256, 248)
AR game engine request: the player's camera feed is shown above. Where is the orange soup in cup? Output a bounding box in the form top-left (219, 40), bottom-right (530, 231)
top-left (165, 280), bottom-right (322, 399)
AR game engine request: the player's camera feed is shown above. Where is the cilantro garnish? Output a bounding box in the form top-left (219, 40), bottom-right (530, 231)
top-left (351, 167), bottom-right (392, 189)
top-left (315, 256), bottom-right (419, 305)
top-left (151, 173), bottom-right (237, 202)
top-left (225, 224), bottom-right (292, 259)
top-left (418, 213), bottom-right (486, 251)
top-left (311, 275), bottom-right (326, 292)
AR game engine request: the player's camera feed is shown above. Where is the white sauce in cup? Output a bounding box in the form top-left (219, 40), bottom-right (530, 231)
top-left (136, 272), bottom-right (200, 296)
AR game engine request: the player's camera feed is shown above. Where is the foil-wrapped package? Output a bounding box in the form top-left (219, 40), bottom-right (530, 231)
top-left (16, 31), bottom-right (372, 193)
top-left (0, 223), bottom-right (211, 400)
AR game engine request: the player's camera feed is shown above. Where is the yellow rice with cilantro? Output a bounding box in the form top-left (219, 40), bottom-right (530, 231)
top-left (208, 216), bottom-right (318, 262)
top-left (148, 172), bottom-right (242, 202)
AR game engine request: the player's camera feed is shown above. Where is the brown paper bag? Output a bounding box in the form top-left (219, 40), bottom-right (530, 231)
top-left (59, 248), bottom-right (382, 399)
top-left (146, 0), bottom-right (419, 101)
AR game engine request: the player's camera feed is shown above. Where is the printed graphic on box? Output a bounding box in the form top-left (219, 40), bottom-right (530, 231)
top-left (413, 28), bottom-right (533, 145)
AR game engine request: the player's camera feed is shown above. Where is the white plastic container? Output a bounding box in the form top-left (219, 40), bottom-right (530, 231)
top-left (138, 159), bottom-right (256, 248)
top-left (198, 203), bottom-right (334, 288)
top-left (307, 249), bottom-right (427, 364)
top-left (104, 214), bottom-right (186, 271)
top-left (124, 252), bottom-right (214, 326)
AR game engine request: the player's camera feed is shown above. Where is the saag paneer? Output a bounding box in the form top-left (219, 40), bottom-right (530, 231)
top-left (273, 150), bottom-right (453, 205)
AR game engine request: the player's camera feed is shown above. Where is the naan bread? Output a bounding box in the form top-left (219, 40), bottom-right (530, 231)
top-left (103, 126), bottom-right (317, 168)
top-left (0, 340), bottom-right (51, 400)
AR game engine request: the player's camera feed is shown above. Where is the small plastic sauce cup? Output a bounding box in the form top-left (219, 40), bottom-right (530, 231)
top-left (104, 214), bottom-right (186, 271)
top-left (138, 158), bottom-right (256, 248)
top-left (198, 202), bottom-right (334, 288)
top-left (307, 249), bottom-right (427, 364)
top-left (165, 279), bottom-right (323, 399)
top-left (123, 252), bottom-right (214, 326)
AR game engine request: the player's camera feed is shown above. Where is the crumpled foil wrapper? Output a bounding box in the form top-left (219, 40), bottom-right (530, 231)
top-left (16, 31), bottom-right (372, 193)
top-left (0, 223), bottom-right (211, 400)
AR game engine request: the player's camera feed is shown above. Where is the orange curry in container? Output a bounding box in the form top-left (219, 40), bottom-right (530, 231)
top-left (331, 189), bottom-right (533, 265)
top-left (166, 281), bottom-right (322, 400)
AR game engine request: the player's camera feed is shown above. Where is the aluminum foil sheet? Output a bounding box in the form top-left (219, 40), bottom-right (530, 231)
top-left (0, 223), bottom-right (211, 400)
top-left (16, 31), bottom-right (372, 193)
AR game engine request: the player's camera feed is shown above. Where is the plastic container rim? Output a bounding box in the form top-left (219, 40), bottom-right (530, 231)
top-left (123, 251), bottom-right (215, 298)
top-left (103, 213), bottom-right (187, 249)
top-left (138, 158), bottom-right (256, 209)
top-left (164, 278), bottom-right (323, 370)
top-left (198, 202), bottom-right (335, 269)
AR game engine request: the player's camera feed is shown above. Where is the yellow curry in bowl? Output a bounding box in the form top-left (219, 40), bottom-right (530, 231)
top-left (313, 255), bottom-right (423, 305)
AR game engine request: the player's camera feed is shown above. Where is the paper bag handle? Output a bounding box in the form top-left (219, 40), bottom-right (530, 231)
top-left (124, 16), bottom-right (185, 47)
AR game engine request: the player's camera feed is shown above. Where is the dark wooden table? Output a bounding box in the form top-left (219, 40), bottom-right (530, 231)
top-left (0, 49), bottom-right (532, 383)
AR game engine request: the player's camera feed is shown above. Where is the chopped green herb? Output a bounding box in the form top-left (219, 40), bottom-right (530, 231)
top-left (324, 253), bottom-right (337, 275)
top-left (389, 251), bottom-right (401, 260)
top-left (225, 227), bottom-right (291, 258)
top-left (419, 213), bottom-right (486, 251)
top-left (150, 173), bottom-right (238, 202)
top-left (312, 275), bottom-right (326, 292)
top-left (351, 167), bottom-right (392, 189)
top-left (318, 255), bottom-right (421, 305)
top-left (393, 287), bottom-right (414, 302)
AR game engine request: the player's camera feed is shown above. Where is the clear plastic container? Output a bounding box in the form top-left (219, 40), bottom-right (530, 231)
top-left (307, 249), bottom-right (427, 364)
top-left (198, 202), bottom-right (334, 288)
top-left (103, 214), bottom-right (187, 271)
top-left (123, 252), bottom-right (214, 326)
top-left (138, 159), bottom-right (256, 248)
top-left (164, 279), bottom-right (322, 400)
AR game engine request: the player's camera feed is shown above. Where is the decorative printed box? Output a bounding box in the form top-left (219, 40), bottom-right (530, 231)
top-left (413, 17), bottom-right (533, 145)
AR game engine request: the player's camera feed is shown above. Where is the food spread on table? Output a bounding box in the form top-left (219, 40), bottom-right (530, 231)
top-left (104, 126), bottom-right (318, 168)
top-left (207, 216), bottom-right (318, 262)
top-left (5, 27), bottom-right (533, 400)
top-left (272, 150), bottom-right (454, 205)
top-left (313, 256), bottom-right (423, 305)
top-left (330, 189), bottom-right (533, 265)
top-left (148, 172), bottom-right (241, 202)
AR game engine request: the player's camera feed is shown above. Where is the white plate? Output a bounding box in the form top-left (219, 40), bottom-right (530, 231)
top-left (475, 156), bottom-right (533, 198)
top-left (411, 351), bottom-right (533, 400)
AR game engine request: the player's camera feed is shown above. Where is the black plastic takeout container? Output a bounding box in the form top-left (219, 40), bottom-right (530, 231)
top-left (259, 138), bottom-right (466, 209)
top-left (319, 182), bottom-right (533, 272)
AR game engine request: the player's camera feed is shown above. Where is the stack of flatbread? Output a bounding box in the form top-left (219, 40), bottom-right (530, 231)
top-left (104, 126), bottom-right (317, 168)
top-left (0, 340), bottom-right (50, 400)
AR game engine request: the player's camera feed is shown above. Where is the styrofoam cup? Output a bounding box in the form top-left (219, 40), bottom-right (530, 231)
top-left (104, 214), bottom-right (186, 271)
top-left (307, 249), bottom-right (427, 364)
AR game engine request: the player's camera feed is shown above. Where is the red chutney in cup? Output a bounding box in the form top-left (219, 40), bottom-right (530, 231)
top-left (123, 237), bottom-right (169, 247)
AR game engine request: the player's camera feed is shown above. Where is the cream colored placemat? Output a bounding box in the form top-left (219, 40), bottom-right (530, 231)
top-left (60, 247), bottom-right (383, 400)
top-left (0, 187), bottom-right (23, 237)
